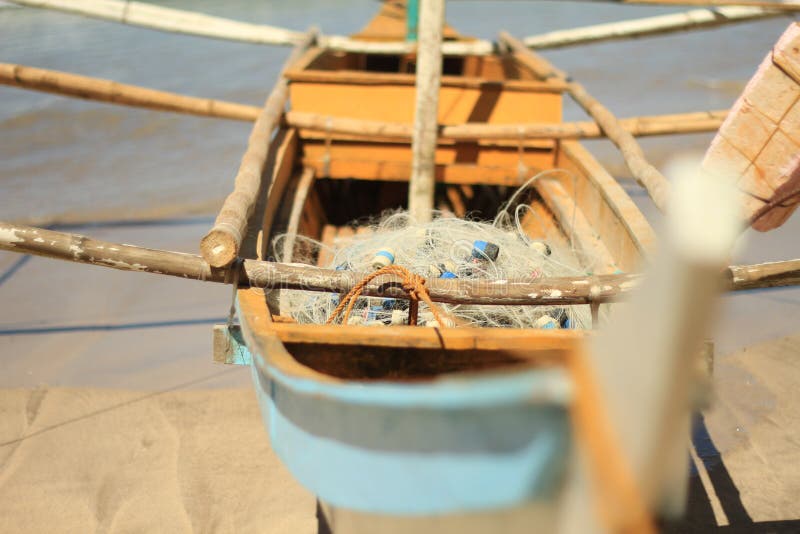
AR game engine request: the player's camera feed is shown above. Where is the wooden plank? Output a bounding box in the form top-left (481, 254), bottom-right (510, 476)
top-left (534, 178), bottom-right (619, 274)
top-left (302, 158), bottom-right (540, 186)
top-left (558, 141), bottom-right (658, 267)
top-left (289, 81), bottom-right (563, 126)
top-left (282, 167), bottom-right (315, 262)
top-left (519, 197), bottom-right (572, 248)
top-left (445, 185), bottom-right (467, 217)
top-left (300, 141), bottom-right (556, 185)
top-left (317, 224), bottom-right (337, 267)
top-left (200, 30), bottom-right (316, 268)
top-left (266, 321), bottom-right (586, 351)
top-left (260, 130), bottom-right (301, 258)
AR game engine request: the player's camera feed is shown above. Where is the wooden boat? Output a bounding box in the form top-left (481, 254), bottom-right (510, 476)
top-left (229, 2), bottom-right (659, 529)
top-left (3, 1), bottom-right (799, 532)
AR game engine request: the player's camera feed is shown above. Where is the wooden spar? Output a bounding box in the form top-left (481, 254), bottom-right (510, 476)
top-left (11, 0), bottom-right (303, 45)
top-left (0, 62), bottom-right (260, 122)
top-left (2, 221), bottom-right (798, 305)
top-left (727, 259), bottom-right (800, 289)
top-left (409, 0), bottom-right (445, 222)
top-left (9, 0), bottom-right (492, 56)
top-left (523, 6), bottom-right (784, 50)
top-left (500, 32), bottom-right (671, 213)
top-left (320, 35), bottom-right (494, 56)
top-left (0, 58), bottom-right (727, 136)
top-left (286, 109), bottom-right (727, 140)
top-left (12, 0), bottom-right (792, 54)
top-left (614, 0), bottom-right (800, 12)
top-left (282, 167), bottom-right (316, 262)
top-left (200, 30), bottom-right (317, 268)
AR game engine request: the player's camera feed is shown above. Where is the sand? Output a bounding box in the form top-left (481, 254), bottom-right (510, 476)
top-left (0, 220), bottom-right (318, 533)
top-left (704, 333), bottom-right (800, 525)
top-left (0, 387), bottom-right (315, 534)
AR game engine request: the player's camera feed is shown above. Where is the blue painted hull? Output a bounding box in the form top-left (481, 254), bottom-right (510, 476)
top-left (239, 316), bottom-right (574, 516)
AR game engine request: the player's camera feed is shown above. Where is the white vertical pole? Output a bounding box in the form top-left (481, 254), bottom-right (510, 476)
top-left (409, 0), bottom-right (444, 222)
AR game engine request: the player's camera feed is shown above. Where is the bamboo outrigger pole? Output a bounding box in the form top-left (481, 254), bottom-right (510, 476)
top-left (9, 0), bottom-right (493, 56)
top-left (0, 63), bottom-right (261, 122)
top-left (0, 59), bottom-right (727, 138)
top-left (617, 0), bottom-right (800, 11)
top-left (200, 29), bottom-right (317, 268)
top-left (409, 0), bottom-right (445, 223)
top-left (10, 0), bottom-right (304, 45)
top-left (500, 32), bottom-right (671, 213)
top-left (2, 221), bottom-right (799, 305)
top-left (522, 6), bottom-right (784, 50)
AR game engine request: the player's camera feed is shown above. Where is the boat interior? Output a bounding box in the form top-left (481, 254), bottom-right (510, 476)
top-left (234, 3), bottom-right (656, 383)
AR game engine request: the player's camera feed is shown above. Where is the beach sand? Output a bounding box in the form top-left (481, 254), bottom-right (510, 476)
top-left (0, 220), bottom-right (316, 533)
top-left (0, 387), bottom-right (315, 534)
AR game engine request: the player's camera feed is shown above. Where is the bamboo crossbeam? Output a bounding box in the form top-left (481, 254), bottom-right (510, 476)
top-left (614, 1), bottom-right (800, 12)
top-left (13, 0), bottom-right (792, 55)
top-left (409, 0), bottom-right (445, 222)
top-left (200, 30), bottom-right (317, 268)
top-left (2, 221), bottom-right (798, 306)
top-left (287, 109), bottom-right (727, 140)
top-left (11, 0), bottom-right (303, 45)
top-left (500, 31), bottom-right (671, 213)
top-left (0, 62), bottom-right (261, 122)
top-left (9, 0), bottom-right (493, 56)
top-left (0, 60), bottom-right (727, 138)
top-left (319, 35), bottom-right (494, 56)
top-left (523, 6), bottom-right (784, 50)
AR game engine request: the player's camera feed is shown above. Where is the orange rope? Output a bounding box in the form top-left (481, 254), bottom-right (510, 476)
top-left (326, 265), bottom-right (451, 326)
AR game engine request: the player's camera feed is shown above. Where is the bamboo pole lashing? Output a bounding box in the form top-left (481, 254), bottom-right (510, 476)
top-left (200, 29), bottom-right (317, 268)
top-left (500, 31), bottom-right (671, 213)
top-left (2, 221), bottom-right (798, 306)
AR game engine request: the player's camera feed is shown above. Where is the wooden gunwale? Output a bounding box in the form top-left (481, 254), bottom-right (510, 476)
top-left (237, 290), bottom-right (586, 385)
top-left (558, 140), bottom-right (658, 260)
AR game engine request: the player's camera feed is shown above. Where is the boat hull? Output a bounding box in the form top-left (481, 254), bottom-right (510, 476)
top-left (239, 301), bottom-right (573, 515)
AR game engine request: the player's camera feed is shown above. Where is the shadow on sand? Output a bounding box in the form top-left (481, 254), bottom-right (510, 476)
top-left (665, 414), bottom-right (800, 533)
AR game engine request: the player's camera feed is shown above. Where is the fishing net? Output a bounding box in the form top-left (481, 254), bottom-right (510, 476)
top-left (272, 171), bottom-right (594, 329)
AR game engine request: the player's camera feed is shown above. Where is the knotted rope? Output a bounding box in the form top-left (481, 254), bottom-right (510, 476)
top-left (326, 265), bottom-right (451, 327)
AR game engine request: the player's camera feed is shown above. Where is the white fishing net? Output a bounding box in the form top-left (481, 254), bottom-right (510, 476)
top-left (272, 172), bottom-right (594, 329)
